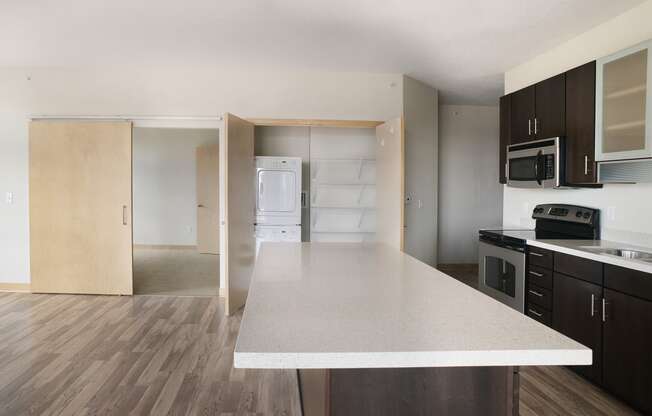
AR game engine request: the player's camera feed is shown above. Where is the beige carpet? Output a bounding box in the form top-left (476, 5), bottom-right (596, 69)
top-left (133, 246), bottom-right (219, 296)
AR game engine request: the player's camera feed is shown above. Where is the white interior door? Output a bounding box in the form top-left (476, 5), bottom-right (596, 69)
top-left (197, 143), bottom-right (220, 254)
top-left (375, 117), bottom-right (405, 250)
top-left (220, 113), bottom-right (255, 315)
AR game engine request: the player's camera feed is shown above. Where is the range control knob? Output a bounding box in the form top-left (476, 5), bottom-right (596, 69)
top-left (583, 212), bottom-right (591, 219)
top-left (575, 211), bottom-right (583, 218)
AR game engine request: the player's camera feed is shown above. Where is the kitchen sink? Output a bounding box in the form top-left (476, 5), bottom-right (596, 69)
top-left (581, 247), bottom-right (652, 262)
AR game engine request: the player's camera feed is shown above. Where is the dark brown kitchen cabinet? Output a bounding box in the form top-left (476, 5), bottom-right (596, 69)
top-left (602, 288), bottom-right (652, 414)
top-left (499, 95), bottom-right (510, 184)
top-left (534, 73), bottom-right (566, 139)
top-left (566, 61), bottom-right (598, 184)
top-left (509, 86), bottom-right (535, 144)
top-left (552, 272), bottom-right (603, 384)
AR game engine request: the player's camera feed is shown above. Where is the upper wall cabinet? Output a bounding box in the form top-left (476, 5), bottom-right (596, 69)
top-left (566, 61), bottom-right (597, 183)
top-left (596, 40), bottom-right (652, 161)
top-left (510, 74), bottom-right (566, 144)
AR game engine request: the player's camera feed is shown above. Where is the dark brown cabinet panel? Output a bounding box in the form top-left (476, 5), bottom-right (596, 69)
top-left (499, 95), bottom-right (510, 184)
top-left (604, 264), bottom-right (652, 302)
top-left (534, 74), bottom-right (566, 139)
top-left (554, 252), bottom-right (602, 285)
top-left (553, 273), bottom-right (603, 384)
top-left (510, 86), bottom-right (535, 144)
top-left (528, 246), bottom-right (553, 269)
top-left (566, 61), bottom-right (597, 184)
top-left (603, 289), bottom-right (652, 414)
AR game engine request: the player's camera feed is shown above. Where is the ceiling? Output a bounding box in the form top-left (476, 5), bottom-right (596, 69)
top-left (0, 0), bottom-right (645, 104)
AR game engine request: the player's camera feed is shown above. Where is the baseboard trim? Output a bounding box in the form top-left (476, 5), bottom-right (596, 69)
top-left (0, 283), bottom-right (31, 293)
top-left (134, 244), bottom-right (198, 250)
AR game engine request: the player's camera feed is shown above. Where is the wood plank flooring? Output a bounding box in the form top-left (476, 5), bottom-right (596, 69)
top-left (0, 273), bottom-right (641, 416)
top-left (0, 293), bottom-right (300, 416)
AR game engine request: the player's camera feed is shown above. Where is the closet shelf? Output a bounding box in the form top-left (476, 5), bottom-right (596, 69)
top-left (312, 229), bottom-right (375, 234)
top-left (311, 205), bottom-right (375, 210)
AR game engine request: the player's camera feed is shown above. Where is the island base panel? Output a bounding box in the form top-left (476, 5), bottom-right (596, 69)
top-left (299, 366), bottom-right (519, 416)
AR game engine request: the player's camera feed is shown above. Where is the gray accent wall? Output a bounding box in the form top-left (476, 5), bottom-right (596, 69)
top-left (438, 105), bottom-right (502, 264)
top-left (403, 76), bottom-right (439, 267)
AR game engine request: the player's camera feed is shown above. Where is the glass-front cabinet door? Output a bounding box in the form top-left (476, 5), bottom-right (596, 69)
top-left (596, 40), bottom-right (652, 161)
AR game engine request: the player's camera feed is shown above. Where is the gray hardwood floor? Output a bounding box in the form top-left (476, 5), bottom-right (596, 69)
top-left (0, 276), bottom-right (641, 415)
top-left (0, 292), bottom-right (300, 416)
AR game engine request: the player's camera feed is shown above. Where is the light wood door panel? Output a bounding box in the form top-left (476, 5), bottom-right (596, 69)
top-left (375, 117), bottom-right (404, 251)
top-left (29, 121), bottom-right (133, 295)
top-left (196, 143), bottom-right (220, 254)
top-left (220, 114), bottom-right (255, 315)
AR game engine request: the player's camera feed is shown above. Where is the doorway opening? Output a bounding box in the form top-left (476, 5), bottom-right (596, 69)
top-left (132, 127), bottom-right (220, 296)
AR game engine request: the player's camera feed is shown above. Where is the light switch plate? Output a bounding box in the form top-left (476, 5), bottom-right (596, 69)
top-left (5, 192), bottom-right (13, 204)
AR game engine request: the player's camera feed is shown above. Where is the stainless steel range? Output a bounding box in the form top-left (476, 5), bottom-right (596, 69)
top-left (478, 204), bottom-right (600, 312)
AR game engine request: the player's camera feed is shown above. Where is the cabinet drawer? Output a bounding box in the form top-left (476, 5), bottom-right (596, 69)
top-left (528, 283), bottom-right (552, 310)
top-left (527, 265), bottom-right (552, 290)
top-left (528, 247), bottom-right (553, 269)
top-left (604, 264), bottom-right (652, 302)
top-left (526, 303), bottom-right (552, 327)
top-left (554, 252), bottom-right (603, 285)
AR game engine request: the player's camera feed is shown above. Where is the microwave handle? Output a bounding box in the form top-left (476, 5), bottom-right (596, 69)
top-left (535, 150), bottom-right (543, 186)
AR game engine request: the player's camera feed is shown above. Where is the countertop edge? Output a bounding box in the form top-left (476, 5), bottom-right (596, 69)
top-left (527, 240), bottom-right (652, 274)
top-left (233, 349), bottom-right (592, 369)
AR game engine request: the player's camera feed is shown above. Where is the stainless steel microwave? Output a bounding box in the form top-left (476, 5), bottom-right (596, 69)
top-left (507, 137), bottom-right (564, 188)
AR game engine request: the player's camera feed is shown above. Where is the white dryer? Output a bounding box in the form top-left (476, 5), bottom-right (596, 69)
top-left (255, 156), bottom-right (302, 225)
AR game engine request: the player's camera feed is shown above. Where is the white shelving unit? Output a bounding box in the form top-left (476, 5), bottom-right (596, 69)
top-left (309, 128), bottom-right (376, 242)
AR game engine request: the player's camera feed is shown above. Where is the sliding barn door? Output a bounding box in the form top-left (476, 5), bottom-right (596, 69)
top-left (220, 114), bottom-right (255, 315)
top-left (375, 117), bottom-right (405, 250)
top-left (30, 121), bottom-right (133, 294)
top-left (197, 143), bottom-right (220, 254)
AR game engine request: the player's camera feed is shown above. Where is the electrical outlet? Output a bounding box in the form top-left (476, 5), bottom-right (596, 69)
top-left (5, 192), bottom-right (13, 204)
top-left (606, 207), bottom-right (616, 221)
top-left (187, 226), bottom-right (193, 234)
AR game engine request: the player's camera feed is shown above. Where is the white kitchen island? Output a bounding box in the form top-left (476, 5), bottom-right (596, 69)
top-left (235, 243), bottom-right (591, 416)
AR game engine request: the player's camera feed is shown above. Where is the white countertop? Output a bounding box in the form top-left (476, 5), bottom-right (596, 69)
top-left (527, 239), bottom-right (652, 274)
top-left (234, 242), bottom-right (590, 369)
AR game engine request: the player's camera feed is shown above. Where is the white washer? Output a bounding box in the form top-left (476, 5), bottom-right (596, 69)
top-left (255, 225), bottom-right (302, 255)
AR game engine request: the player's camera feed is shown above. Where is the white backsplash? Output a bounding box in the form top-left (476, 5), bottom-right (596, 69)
top-left (503, 182), bottom-right (652, 248)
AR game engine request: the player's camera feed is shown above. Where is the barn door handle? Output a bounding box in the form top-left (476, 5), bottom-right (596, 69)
top-left (198, 204), bottom-right (205, 208)
top-left (122, 205), bottom-right (128, 226)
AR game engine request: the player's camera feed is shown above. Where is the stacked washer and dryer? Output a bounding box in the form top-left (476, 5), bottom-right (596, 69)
top-left (254, 156), bottom-right (302, 255)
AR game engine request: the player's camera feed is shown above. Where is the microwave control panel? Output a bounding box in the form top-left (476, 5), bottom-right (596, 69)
top-left (543, 154), bottom-right (555, 179)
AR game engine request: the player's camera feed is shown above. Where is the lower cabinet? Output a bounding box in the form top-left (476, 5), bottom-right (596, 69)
top-left (602, 289), bottom-right (652, 414)
top-left (552, 272), bottom-right (603, 384)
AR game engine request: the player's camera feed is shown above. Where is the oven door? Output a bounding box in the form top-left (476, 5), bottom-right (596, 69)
top-left (478, 241), bottom-right (525, 313)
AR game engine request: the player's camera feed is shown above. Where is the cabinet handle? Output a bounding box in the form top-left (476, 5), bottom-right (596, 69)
top-left (584, 155), bottom-right (589, 175)
top-left (529, 289), bottom-right (544, 297)
top-left (530, 252), bottom-right (544, 257)
top-left (602, 298), bottom-right (608, 322)
top-left (122, 205), bottom-right (128, 226)
top-left (529, 271), bottom-right (544, 277)
top-left (534, 118), bottom-right (538, 135)
top-left (528, 119), bottom-right (532, 136)
top-left (590, 294), bottom-right (595, 317)
top-left (528, 309), bottom-right (543, 318)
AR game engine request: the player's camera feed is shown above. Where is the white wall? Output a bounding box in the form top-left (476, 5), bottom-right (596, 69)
top-left (133, 127), bottom-right (218, 246)
top-left (438, 105), bottom-right (502, 264)
top-left (503, 0), bottom-right (652, 246)
top-left (0, 67), bottom-right (402, 284)
top-left (403, 76), bottom-right (439, 266)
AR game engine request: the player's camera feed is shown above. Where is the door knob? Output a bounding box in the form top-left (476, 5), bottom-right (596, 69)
top-left (198, 204), bottom-right (205, 208)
